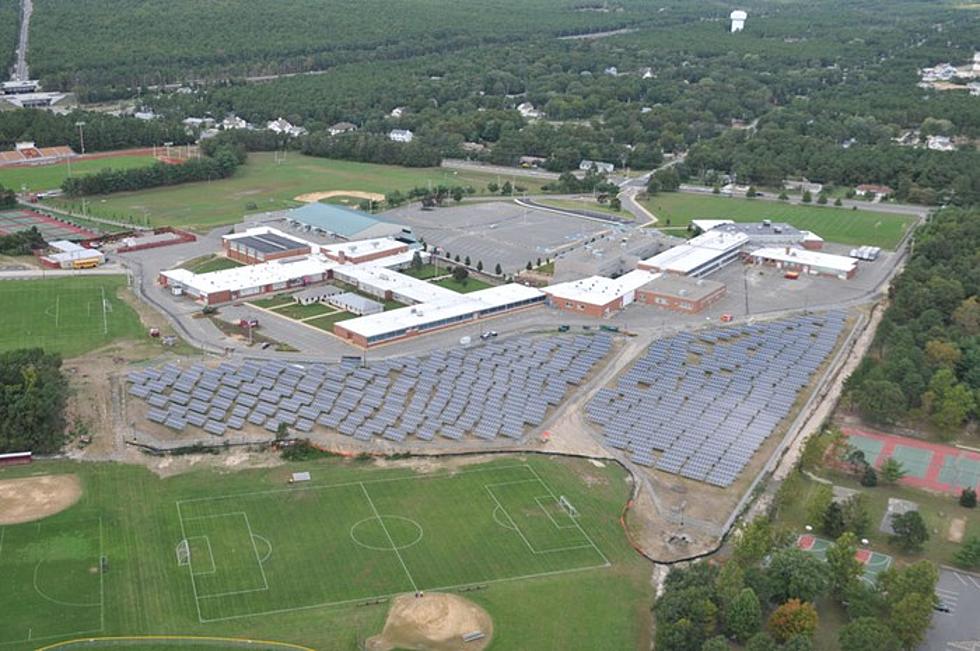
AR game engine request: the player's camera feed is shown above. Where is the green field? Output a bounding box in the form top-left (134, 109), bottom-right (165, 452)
top-left (400, 263), bottom-right (443, 280)
top-left (642, 193), bottom-right (917, 249)
top-left (0, 156), bottom-right (158, 192)
top-left (266, 301), bottom-right (337, 320)
top-left (433, 276), bottom-right (492, 293)
top-left (0, 456), bottom-right (651, 650)
top-left (0, 276), bottom-right (145, 357)
top-left (45, 153), bottom-right (551, 232)
top-left (305, 311), bottom-right (357, 331)
top-left (540, 198), bottom-right (632, 219)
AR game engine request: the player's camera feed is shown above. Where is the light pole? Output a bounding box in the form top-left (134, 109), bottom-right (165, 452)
top-left (75, 121), bottom-right (86, 154)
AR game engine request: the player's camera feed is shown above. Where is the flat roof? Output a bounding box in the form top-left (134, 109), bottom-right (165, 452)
top-left (337, 284), bottom-right (544, 339)
top-left (331, 292), bottom-right (383, 312)
top-left (691, 219), bottom-right (734, 232)
top-left (639, 273), bottom-right (726, 302)
top-left (287, 203), bottom-right (383, 238)
top-left (544, 269), bottom-right (657, 305)
top-left (715, 222), bottom-right (804, 237)
top-left (639, 231), bottom-right (748, 274)
top-left (320, 237), bottom-right (405, 258)
top-left (750, 247), bottom-right (857, 273)
top-left (334, 264), bottom-right (457, 304)
top-left (162, 255), bottom-right (337, 295)
top-left (224, 227), bottom-right (311, 254)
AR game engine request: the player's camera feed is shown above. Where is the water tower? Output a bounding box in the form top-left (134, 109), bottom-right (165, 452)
top-left (730, 9), bottom-right (747, 33)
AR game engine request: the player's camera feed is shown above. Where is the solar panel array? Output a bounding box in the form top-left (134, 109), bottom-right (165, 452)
top-left (586, 312), bottom-right (845, 487)
top-left (127, 335), bottom-right (612, 444)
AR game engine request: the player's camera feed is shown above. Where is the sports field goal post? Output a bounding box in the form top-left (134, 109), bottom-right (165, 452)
top-left (176, 539), bottom-right (190, 567)
top-left (558, 495), bottom-right (579, 518)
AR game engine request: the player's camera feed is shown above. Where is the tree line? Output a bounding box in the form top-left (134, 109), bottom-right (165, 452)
top-left (844, 207), bottom-right (979, 437)
top-left (61, 141), bottom-right (245, 197)
top-left (0, 349), bottom-right (70, 454)
top-left (0, 226), bottom-right (45, 255)
top-left (0, 109), bottom-right (194, 153)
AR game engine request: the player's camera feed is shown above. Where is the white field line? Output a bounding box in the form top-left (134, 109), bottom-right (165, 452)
top-left (55, 295), bottom-right (59, 328)
top-left (242, 512), bottom-right (270, 591)
top-left (525, 465), bottom-right (611, 566)
top-left (176, 463), bottom-right (532, 505)
top-left (98, 516), bottom-right (105, 633)
top-left (187, 536), bottom-right (216, 575)
top-left (483, 485), bottom-right (592, 555)
top-left (176, 501), bottom-right (205, 624)
top-left (100, 286), bottom-right (108, 335)
top-left (359, 483), bottom-right (417, 593)
top-left (534, 496), bottom-right (578, 530)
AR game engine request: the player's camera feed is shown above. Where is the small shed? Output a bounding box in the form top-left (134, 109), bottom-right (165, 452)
top-left (328, 292), bottom-right (384, 316)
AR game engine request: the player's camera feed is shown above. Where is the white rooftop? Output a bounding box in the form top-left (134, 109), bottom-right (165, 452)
top-left (544, 269), bottom-right (658, 305)
top-left (320, 237), bottom-right (405, 259)
top-left (334, 263), bottom-right (457, 304)
top-left (750, 247), bottom-right (857, 273)
top-left (162, 255), bottom-right (337, 295)
top-left (691, 219), bottom-right (734, 232)
top-left (640, 230), bottom-right (748, 274)
top-left (337, 284), bottom-right (543, 339)
top-left (223, 225), bottom-right (311, 247)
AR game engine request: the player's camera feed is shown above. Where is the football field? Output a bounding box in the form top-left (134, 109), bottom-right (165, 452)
top-left (0, 276), bottom-right (144, 357)
top-left (176, 464), bottom-right (608, 623)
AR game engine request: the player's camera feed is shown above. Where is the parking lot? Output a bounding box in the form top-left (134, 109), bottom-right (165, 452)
top-left (922, 568), bottom-right (980, 650)
top-left (381, 200), bottom-right (608, 273)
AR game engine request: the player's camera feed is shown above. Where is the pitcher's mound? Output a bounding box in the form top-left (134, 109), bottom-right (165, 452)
top-left (294, 190), bottom-right (385, 203)
top-left (0, 474), bottom-right (82, 524)
top-left (365, 592), bottom-right (493, 651)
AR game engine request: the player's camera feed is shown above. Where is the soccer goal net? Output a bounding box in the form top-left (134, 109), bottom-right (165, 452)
top-left (176, 539), bottom-right (190, 567)
top-left (558, 496), bottom-right (579, 518)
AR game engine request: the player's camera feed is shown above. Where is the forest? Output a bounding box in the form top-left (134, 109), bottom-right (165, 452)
top-left (0, 348), bottom-right (70, 454)
top-left (0, 109), bottom-right (194, 152)
top-left (844, 207), bottom-right (980, 437)
top-left (0, 0), bottom-right (17, 76)
top-left (61, 140), bottom-right (245, 196)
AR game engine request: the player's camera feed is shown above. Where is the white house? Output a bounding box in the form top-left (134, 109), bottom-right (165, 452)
top-left (328, 121), bottom-right (358, 136)
top-left (730, 10), bottom-right (747, 32)
top-left (579, 159), bottom-right (615, 174)
top-left (390, 106), bottom-right (407, 118)
top-left (604, 66), bottom-right (619, 76)
top-left (927, 135), bottom-right (955, 151)
top-left (267, 118), bottom-right (307, 138)
top-left (389, 129), bottom-right (414, 143)
top-left (221, 115), bottom-right (250, 130)
top-left (517, 102), bottom-right (544, 119)
top-left (183, 117), bottom-right (215, 129)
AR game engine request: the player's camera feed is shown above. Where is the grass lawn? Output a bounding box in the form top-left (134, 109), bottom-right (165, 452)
top-left (400, 263), bottom-right (442, 280)
top-left (540, 198), bottom-right (632, 219)
top-left (0, 276), bottom-right (144, 357)
top-left (182, 255), bottom-right (244, 274)
top-left (305, 310), bottom-right (357, 331)
top-left (776, 468), bottom-right (980, 567)
top-left (45, 153), bottom-right (552, 232)
top-left (0, 155), bottom-right (158, 192)
top-left (641, 193), bottom-right (915, 249)
top-left (268, 301), bottom-right (336, 320)
top-left (247, 295), bottom-right (294, 309)
top-left (433, 277), bottom-right (492, 293)
top-left (0, 456), bottom-right (650, 650)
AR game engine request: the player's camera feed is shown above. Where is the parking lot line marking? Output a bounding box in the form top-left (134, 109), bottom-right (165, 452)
top-left (954, 572), bottom-right (968, 585)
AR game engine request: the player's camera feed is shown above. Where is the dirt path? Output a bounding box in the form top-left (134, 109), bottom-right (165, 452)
top-left (366, 592), bottom-right (492, 651)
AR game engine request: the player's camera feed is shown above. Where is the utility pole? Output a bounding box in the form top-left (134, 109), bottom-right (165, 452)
top-left (75, 121), bottom-right (86, 154)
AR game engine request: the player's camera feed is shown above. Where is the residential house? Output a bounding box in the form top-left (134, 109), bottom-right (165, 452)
top-left (579, 159), bottom-right (615, 174)
top-left (388, 129), bottom-right (414, 143)
top-left (328, 121), bottom-right (358, 136)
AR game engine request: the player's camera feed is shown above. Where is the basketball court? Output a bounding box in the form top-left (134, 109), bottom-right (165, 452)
top-left (797, 534), bottom-right (892, 586)
top-left (0, 209), bottom-right (98, 241)
top-left (843, 426), bottom-right (980, 494)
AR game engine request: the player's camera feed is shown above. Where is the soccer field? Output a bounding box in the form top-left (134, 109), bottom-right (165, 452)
top-left (177, 464), bottom-right (607, 623)
top-left (44, 153), bottom-right (552, 232)
top-left (0, 276), bottom-right (145, 357)
top-left (642, 193), bottom-right (916, 249)
top-left (0, 457), bottom-right (651, 650)
top-left (0, 156), bottom-right (158, 192)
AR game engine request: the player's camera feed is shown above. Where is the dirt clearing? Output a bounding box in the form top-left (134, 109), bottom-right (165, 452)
top-left (294, 190), bottom-right (385, 203)
top-left (0, 474), bottom-right (82, 524)
top-left (366, 592), bottom-right (493, 651)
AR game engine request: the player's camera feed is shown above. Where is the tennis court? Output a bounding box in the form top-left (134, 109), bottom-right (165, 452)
top-left (0, 209), bottom-right (98, 241)
top-left (843, 427), bottom-right (980, 495)
top-left (797, 534), bottom-right (892, 586)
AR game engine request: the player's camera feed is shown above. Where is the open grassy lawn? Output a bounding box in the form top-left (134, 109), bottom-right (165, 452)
top-left (641, 193), bottom-right (916, 249)
top-left (0, 456), bottom-right (651, 650)
top-left (776, 469), bottom-right (980, 567)
top-left (400, 263), bottom-right (442, 280)
top-left (305, 310), bottom-right (357, 331)
top-left (268, 301), bottom-right (337, 320)
top-left (540, 198), bottom-right (632, 219)
top-left (433, 277), bottom-right (492, 293)
top-left (44, 153), bottom-right (552, 232)
top-left (0, 276), bottom-right (145, 357)
top-left (182, 255), bottom-right (244, 274)
top-left (0, 155), bottom-right (158, 192)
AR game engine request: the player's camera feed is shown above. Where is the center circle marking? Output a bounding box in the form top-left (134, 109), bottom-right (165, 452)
top-left (350, 515), bottom-right (424, 551)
